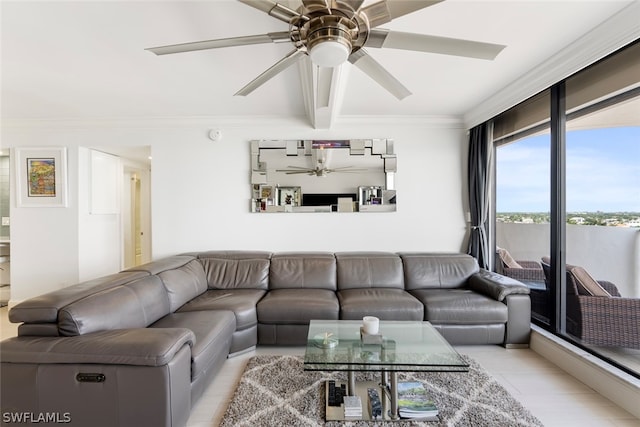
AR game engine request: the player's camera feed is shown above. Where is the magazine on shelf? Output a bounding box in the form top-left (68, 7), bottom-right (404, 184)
top-left (397, 381), bottom-right (438, 420)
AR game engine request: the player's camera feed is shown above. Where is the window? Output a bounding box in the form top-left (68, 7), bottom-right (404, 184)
top-left (491, 41), bottom-right (639, 377)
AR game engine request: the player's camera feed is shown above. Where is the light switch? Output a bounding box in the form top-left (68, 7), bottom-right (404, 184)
top-left (1, 217), bottom-right (9, 226)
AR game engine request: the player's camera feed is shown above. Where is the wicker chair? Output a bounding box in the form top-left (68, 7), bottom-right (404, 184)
top-left (496, 248), bottom-right (548, 321)
top-left (540, 260), bottom-right (640, 349)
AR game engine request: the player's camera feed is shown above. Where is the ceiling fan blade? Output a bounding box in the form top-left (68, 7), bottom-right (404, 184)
top-left (301, 0), bottom-right (365, 12)
top-left (366, 29), bottom-right (506, 60)
top-left (348, 49), bottom-right (411, 100)
top-left (146, 32), bottom-right (290, 56)
top-left (361, 0), bottom-right (443, 28)
top-left (276, 166), bottom-right (311, 171)
top-left (238, 0), bottom-right (304, 24)
top-left (235, 49), bottom-right (306, 96)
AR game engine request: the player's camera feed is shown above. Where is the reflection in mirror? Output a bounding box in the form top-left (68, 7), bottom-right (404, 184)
top-left (250, 140), bottom-right (396, 213)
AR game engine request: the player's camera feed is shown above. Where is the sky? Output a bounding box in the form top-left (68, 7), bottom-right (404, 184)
top-left (496, 126), bottom-right (640, 213)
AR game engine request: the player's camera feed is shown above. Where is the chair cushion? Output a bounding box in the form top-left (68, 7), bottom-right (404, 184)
top-left (568, 266), bottom-right (611, 297)
top-left (410, 289), bottom-right (508, 324)
top-left (150, 310), bottom-right (235, 382)
top-left (257, 289), bottom-right (339, 324)
top-left (497, 248), bottom-right (522, 268)
top-left (337, 288), bottom-right (423, 320)
top-left (177, 289), bottom-right (266, 330)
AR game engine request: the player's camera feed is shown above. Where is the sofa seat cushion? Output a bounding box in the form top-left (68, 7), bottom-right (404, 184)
top-left (150, 310), bottom-right (235, 382)
top-left (337, 289), bottom-right (423, 320)
top-left (411, 289), bottom-right (508, 324)
top-left (177, 289), bottom-right (266, 330)
top-left (257, 289), bottom-right (339, 324)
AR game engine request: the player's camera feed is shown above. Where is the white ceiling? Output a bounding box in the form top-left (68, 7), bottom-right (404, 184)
top-left (1, 0), bottom-right (637, 128)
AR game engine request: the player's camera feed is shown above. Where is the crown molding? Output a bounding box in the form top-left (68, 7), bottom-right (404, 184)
top-left (1, 114), bottom-right (463, 131)
top-left (464, 1), bottom-right (640, 129)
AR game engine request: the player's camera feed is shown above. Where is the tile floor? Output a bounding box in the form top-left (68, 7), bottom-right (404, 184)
top-left (1, 307), bottom-right (637, 427)
top-left (186, 346), bottom-right (639, 427)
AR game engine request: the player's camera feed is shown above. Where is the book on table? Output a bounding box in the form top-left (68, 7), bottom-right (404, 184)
top-left (397, 381), bottom-right (438, 420)
top-left (343, 395), bottom-right (362, 417)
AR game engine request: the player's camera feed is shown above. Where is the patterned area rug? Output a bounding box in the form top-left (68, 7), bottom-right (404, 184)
top-left (220, 354), bottom-right (544, 427)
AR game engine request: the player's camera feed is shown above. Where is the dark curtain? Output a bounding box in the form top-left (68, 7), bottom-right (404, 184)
top-left (467, 122), bottom-right (492, 269)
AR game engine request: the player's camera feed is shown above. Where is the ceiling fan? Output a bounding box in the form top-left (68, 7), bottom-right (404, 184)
top-left (146, 0), bottom-right (506, 99)
top-left (275, 147), bottom-right (368, 176)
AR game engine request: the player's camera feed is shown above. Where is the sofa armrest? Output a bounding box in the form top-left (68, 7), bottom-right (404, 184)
top-left (468, 270), bottom-right (530, 302)
top-left (0, 328), bottom-right (195, 366)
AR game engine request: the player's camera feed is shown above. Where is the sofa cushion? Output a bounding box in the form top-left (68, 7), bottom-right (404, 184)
top-left (335, 252), bottom-right (404, 290)
top-left (150, 310), bottom-right (235, 382)
top-left (9, 271), bottom-right (149, 324)
top-left (157, 260), bottom-right (208, 312)
top-left (257, 289), bottom-right (339, 324)
top-left (199, 258), bottom-right (270, 290)
top-left (125, 255), bottom-right (197, 275)
top-left (410, 289), bottom-right (508, 324)
top-left (192, 250), bottom-right (272, 260)
top-left (337, 288), bottom-right (423, 320)
top-left (270, 252), bottom-right (336, 290)
top-left (178, 289), bottom-right (266, 330)
top-left (400, 253), bottom-right (479, 290)
top-left (58, 276), bottom-right (170, 336)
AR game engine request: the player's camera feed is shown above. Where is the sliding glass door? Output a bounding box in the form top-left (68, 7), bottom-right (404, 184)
top-left (495, 131), bottom-right (551, 325)
top-left (491, 41), bottom-right (639, 377)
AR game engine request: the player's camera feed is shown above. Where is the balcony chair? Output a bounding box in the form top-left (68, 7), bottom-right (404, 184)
top-left (496, 248), bottom-right (548, 321)
top-left (540, 258), bottom-right (640, 349)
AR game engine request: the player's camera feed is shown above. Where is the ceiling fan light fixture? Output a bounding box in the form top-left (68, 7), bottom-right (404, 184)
top-left (309, 39), bottom-right (351, 67)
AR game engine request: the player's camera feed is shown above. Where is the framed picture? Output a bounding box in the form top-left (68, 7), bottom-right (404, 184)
top-left (15, 147), bottom-right (68, 207)
top-left (260, 185), bottom-right (273, 200)
top-left (276, 186), bottom-right (301, 207)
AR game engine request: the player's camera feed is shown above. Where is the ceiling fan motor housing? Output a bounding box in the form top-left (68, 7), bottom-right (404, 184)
top-left (292, 2), bottom-right (370, 67)
top-left (305, 16), bottom-right (353, 66)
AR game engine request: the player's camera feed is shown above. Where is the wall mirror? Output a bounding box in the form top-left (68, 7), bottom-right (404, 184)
top-left (250, 139), bottom-right (396, 213)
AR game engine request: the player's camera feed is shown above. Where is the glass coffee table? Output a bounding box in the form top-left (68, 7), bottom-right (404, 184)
top-left (304, 320), bottom-right (469, 421)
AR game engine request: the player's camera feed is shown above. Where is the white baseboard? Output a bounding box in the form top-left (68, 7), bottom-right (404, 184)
top-left (530, 326), bottom-right (640, 419)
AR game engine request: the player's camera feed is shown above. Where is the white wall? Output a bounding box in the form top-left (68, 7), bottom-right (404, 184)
top-left (77, 148), bottom-right (122, 282)
top-left (8, 145), bottom-right (80, 302)
top-left (3, 117), bottom-right (469, 302)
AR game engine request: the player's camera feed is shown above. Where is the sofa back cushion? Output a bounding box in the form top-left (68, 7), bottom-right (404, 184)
top-left (336, 252), bottom-right (404, 290)
top-left (125, 255), bottom-right (197, 275)
top-left (269, 252), bottom-right (337, 290)
top-left (157, 259), bottom-right (209, 311)
top-left (400, 253), bottom-right (479, 290)
top-left (198, 252), bottom-right (270, 290)
top-left (9, 271), bottom-right (149, 325)
top-left (58, 276), bottom-right (170, 336)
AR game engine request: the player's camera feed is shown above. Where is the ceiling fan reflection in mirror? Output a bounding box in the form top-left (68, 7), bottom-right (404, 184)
top-left (146, 0), bottom-right (506, 99)
top-left (276, 147), bottom-right (368, 177)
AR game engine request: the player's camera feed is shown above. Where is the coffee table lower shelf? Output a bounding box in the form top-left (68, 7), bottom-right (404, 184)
top-left (324, 380), bottom-right (438, 422)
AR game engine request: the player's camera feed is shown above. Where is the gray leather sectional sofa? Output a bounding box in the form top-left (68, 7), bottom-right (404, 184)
top-left (0, 251), bottom-right (531, 427)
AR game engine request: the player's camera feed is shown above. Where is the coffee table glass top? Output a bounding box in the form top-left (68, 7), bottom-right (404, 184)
top-left (304, 320), bottom-right (469, 372)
